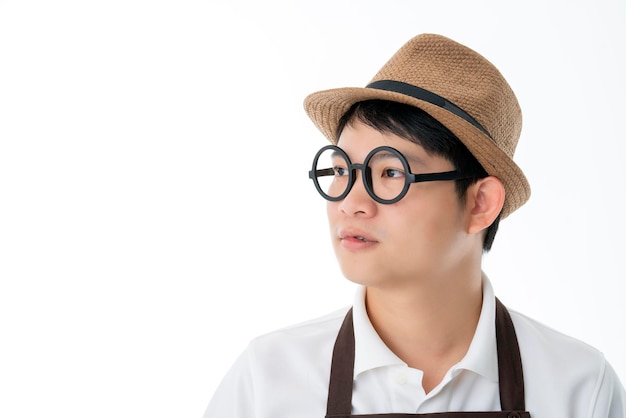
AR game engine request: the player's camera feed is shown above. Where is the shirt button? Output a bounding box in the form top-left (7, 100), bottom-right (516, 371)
top-left (394, 372), bottom-right (408, 385)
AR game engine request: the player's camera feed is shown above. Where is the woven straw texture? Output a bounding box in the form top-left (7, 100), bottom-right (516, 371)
top-left (303, 33), bottom-right (530, 218)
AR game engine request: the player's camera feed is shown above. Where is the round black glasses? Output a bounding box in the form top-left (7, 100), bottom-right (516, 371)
top-left (309, 145), bottom-right (472, 204)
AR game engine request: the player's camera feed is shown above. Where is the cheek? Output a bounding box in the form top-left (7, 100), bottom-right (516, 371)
top-left (392, 192), bottom-right (462, 244)
top-left (326, 201), bottom-right (336, 224)
top-left (326, 202), bottom-right (340, 239)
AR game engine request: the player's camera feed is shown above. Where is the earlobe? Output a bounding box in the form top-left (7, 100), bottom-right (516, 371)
top-left (467, 176), bottom-right (505, 235)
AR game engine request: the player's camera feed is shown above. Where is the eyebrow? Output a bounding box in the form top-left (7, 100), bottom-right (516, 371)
top-left (403, 153), bottom-right (427, 167)
top-left (330, 150), bottom-right (343, 160)
top-left (368, 151), bottom-right (398, 163)
top-left (369, 150), bottom-right (426, 168)
top-left (332, 148), bottom-right (426, 169)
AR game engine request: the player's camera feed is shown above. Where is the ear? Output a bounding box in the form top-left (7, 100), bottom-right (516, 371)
top-left (466, 176), bottom-right (505, 235)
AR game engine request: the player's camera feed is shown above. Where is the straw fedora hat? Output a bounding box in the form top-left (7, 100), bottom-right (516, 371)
top-left (303, 33), bottom-right (530, 218)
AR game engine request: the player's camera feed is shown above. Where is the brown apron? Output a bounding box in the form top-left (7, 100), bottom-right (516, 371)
top-left (326, 298), bottom-right (530, 418)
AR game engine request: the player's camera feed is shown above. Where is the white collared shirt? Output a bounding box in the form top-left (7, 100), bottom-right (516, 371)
top-left (203, 277), bottom-right (626, 418)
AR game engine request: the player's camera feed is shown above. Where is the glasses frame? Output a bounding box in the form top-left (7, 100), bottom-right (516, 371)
top-left (309, 145), bottom-right (475, 204)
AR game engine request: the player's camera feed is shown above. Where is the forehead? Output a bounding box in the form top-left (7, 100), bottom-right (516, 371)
top-left (336, 121), bottom-right (429, 162)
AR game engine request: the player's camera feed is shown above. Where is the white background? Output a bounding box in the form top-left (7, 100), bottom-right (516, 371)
top-left (1, 0), bottom-right (625, 417)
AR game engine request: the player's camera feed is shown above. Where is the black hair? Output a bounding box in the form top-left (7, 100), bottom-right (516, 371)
top-left (336, 100), bottom-right (500, 252)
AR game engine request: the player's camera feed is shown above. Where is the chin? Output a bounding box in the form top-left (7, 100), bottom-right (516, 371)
top-left (334, 247), bottom-right (390, 286)
top-left (338, 263), bottom-right (382, 287)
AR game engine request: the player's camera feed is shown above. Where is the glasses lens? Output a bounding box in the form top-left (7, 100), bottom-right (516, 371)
top-left (367, 148), bottom-right (408, 202)
top-left (314, 147), bottom-right (350, 200)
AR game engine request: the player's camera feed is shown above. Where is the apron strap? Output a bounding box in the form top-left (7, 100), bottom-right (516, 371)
top-left (326, 299), bottom-right (526, 416)
top-left (327, 308), bottom-right (356, 416)
top-left (495, 298), bottom-right (525, 411)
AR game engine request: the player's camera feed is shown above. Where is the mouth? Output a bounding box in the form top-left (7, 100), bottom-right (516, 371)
top-left (338, 229), bottom-right (378, 245)
top-left (349, 235), bottom-right (372, 242)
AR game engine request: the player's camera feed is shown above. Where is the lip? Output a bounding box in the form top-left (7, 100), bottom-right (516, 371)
top-left (338, 228), bottom-right (379, 250)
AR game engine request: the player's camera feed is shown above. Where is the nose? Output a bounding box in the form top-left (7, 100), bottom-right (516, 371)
top-left (336, 168), bottom-right (377, 217)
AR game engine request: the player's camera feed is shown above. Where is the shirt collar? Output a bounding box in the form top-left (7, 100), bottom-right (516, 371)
top-left (353, 286), bottom-right (405, 377)
top-left (352, 274), bottom-right (498, 382)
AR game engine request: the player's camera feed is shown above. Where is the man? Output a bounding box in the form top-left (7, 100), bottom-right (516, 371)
top-left (203, 33), bottom-right (625, 417)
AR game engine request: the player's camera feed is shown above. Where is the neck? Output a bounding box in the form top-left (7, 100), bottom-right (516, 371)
top-left (364, 268), bottom-right (483, 392)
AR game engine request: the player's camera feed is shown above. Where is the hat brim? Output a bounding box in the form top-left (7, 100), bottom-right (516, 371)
top-left (304, 87), bottom-right (530, 219)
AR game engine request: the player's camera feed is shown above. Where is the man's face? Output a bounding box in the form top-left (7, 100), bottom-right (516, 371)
top-left (327, 121), bottom-right (475, 289)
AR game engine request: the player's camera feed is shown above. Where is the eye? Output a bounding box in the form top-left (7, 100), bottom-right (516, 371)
top-left (382, 168), bottom-right (405, 178)
top-left (333, 166), bottom-right (349, 177)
